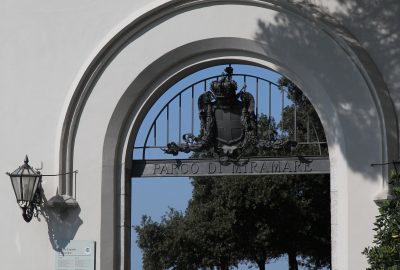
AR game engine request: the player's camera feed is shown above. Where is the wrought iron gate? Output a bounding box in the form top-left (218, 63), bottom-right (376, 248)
top-left (132, 65), bottom-right (329, 177)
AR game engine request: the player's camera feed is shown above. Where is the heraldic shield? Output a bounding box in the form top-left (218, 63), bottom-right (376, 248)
top-left (163, 65), bottom-right (261, 159)
top-left (214, 102), bottom-right (243, 145)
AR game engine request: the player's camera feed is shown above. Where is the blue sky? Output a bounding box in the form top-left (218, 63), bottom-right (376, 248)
top-left (131, 64), bottom-right (328, 269)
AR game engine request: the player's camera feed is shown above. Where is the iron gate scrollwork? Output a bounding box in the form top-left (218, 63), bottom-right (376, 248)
top-left (163, 65), bottom-right (296, 160)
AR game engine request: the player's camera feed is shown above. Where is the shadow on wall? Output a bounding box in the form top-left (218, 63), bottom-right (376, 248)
top-left (37, 190), bottom-right (83, 252)
top-left (253, 1), bottom-right (399, 180)
top-left (319, 0), bottom-right (400, 99)
top-left (298, 0), bottom-right (400, 143)
top-left (328, 0), bottom-right (400, 146)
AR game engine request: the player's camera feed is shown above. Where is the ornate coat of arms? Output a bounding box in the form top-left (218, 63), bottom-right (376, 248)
top-left (163, 66), bottom-right (293, 160)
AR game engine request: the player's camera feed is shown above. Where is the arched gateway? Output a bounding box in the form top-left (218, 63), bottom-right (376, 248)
top-left (58, 2), bottom-right (398, 270)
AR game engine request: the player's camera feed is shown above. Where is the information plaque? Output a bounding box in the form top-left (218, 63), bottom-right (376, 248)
top-left (55, 240), bottom-right (95, 270)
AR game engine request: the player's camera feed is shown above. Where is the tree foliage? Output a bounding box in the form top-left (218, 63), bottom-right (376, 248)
top-left (136, 209), bottom-right (203, 270)
top-left (363, 171), bottom-right (400, 270)
top-left (279, 77), bottom-right (327, 156)
top-left (188, 173), bottom-right (330, 270)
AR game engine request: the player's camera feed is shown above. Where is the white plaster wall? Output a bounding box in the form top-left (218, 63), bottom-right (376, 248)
top-left (0, 1), bottom-right (145, 269)
top-left (312, 0), bottom-right (400, 125)
top-left (0, 1), bottom-right (398, 270)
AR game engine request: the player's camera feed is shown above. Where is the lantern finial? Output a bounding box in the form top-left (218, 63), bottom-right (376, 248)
top-left (24, 155), bottom-right (29, 165)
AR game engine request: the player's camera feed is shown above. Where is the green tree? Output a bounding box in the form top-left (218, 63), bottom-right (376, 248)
top-left (136, 215), bottom-right (168, 270)
top-left (136, 210), bottom-right (201, 270)
top-left (187, 173), bottom-right (330, 270)
top-left (187, 193), bottom-right (240, 269)
top-left (269, 174), bottom-right (330, 270)
top-left (188, 175), bottom-right (278, 270)
top-left (276, 77), bottom-right (331, 269)
top-left (363, 170), bottom-right (400, 270)
top-left (279, 77), bottom-right (327, 156)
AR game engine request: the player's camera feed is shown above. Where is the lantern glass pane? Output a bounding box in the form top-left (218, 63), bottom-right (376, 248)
top-left (12, 167), bottom-right (23, 175)
top-left (21, 175), bottom-right (39, 201)
top-left (10, 176), bottom-right (22, 201)
top-left (31, 176), bottom-right (40, 201)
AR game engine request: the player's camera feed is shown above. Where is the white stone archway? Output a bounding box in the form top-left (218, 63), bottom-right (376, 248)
top-left (59, 2), bottom-right (398, 270)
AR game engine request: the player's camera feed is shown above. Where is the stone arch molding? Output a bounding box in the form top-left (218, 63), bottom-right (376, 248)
top-left (58, 1), bottom-right (398, 270)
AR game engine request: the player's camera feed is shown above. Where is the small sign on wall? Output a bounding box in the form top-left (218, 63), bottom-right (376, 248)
top-left (55, 240), bottom-right (95, 270)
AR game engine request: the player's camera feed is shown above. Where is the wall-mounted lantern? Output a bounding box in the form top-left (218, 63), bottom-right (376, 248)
top-left (6, 155), bottom-right (77, 222)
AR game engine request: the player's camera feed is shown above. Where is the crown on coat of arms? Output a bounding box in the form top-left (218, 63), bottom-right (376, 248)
top-left (210, 65), bottom-right (238, 101)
